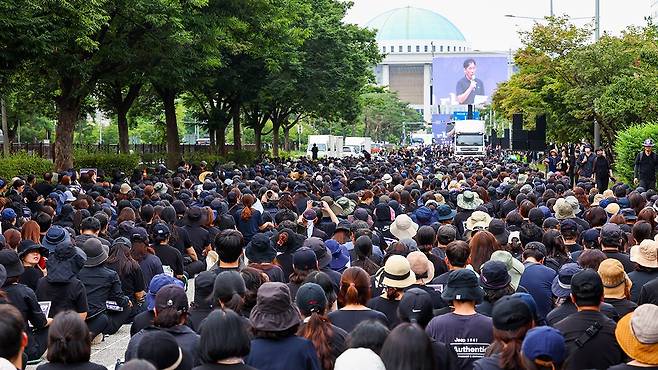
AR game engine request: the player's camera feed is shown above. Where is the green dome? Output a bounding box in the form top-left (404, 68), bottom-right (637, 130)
top-left (366, 7), bottom-right (466, 42)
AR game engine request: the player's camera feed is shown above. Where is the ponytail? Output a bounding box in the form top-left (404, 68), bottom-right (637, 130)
top-left (495, 324), bottom-right (532, 370)
top-left (241, 194), bottom-right (254, 220)
top-left (345, 283), bottom-right (359, 305)
top-left (298, 311), bottom-right (335, 370)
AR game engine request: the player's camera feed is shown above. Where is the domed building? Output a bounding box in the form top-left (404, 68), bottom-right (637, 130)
top-left (366, 6), bottom-right (471, 123)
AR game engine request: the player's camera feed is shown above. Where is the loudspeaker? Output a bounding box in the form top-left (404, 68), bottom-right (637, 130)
top-left (529, 115), bottom-right (547, 151)
top-left (511, 114), bottom-right (527, 150)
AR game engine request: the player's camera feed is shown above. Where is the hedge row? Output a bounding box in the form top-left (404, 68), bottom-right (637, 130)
top-left (614, 122), bottom-right (658, 186)
top-left (0, 153), bottom-right (53, 180)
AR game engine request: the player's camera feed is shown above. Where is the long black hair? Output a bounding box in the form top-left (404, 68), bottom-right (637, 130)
top-left (380, 323), bottom-right (436, 370)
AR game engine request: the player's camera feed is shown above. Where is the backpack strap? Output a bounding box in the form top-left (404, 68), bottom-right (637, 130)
top-left (574, 321), bottom-right (602, 348)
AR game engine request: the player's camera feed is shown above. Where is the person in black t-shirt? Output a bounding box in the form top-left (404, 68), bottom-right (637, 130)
top-left (106, 238), bottom-right (147, 320)
top-left (553, 269), bottom-right (624, 370)
top-left (592, 148), bottom-right (613, 193)
top-left (151, 223), bottom-right (185, 280)
top-left (634, 138), bottom-right (658, 190)
top-left (456, 58), bottom-right (485, 105)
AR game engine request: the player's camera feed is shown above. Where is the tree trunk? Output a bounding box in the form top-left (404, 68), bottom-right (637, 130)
top-left (272, 121), bottom-right (280, 157)
top-left (216, 126), bottom-right (227, 156)
top-left (283, 126), bottom-right (291, 152)
top-left (117, 107), bottom-right (130, 154)
top-left (160, 89), bottom-right (181, 169)
top-left (231, 103), bottom-right (241, 152)
top-left (254, 126), bottom-right (262, 157)
top-left (54, 103), bottom-right (80, 171)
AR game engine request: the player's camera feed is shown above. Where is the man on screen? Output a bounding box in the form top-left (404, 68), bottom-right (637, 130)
top-left (456, 58), bottom-right (485, 104)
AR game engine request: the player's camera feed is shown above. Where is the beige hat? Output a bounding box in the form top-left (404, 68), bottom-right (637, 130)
top-left (554, 198), bottom-right (575, 220)
top-left (434, 193), bottom-right (446, 205)
top-left (598, 258), bottom-right (632, 299)
top-left (390, 214), bottom-right (419, 240)
top-left (466, 211), bottom-right (492, 231)
top-left (615, 304), bottom-right (658, 365)
top-left (119, 183), bottom-right (131, 195)
top-left (605, 202), bottom-right (621, 215)
top-left (407, 251), bottom-right (434, 283)
top-left (591, 194), bottom-right (604, 207)
top-left (630, 239), bottom-right (658, 268)
top-left (603, 189), bottom-right (614, 198)
top-left (374, 255), bottom-right (416, 289)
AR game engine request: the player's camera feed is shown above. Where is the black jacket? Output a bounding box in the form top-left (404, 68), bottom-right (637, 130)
top-left (634, 151), bottom-right (658, 179)
top-left (126, 325), bottom-right (200, 370)
top-left (78, 265), bottom-right (129, 317)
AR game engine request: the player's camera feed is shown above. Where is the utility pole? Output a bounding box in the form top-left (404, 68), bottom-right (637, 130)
top-left (1, 98), bottom-right (8, 156)
top-left (550, 0), bottom-right (554, 16)
top-left (593, 0), bottom-right (601, 149)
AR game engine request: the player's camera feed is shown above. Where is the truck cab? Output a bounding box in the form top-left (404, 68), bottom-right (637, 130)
top-left (453, 120), bottom-right (486, 157)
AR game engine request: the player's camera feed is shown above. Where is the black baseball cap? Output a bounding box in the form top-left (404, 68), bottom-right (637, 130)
top-left (571, 268), bottom-right (604, 302)
top-left (492, 295), bottom-right (533, 330)
top-left (295, 282), bottom-right (327, 316)
top-left (479, 260), bottom-right (512, 290)
top-left (398, 288), bottom-right (433, 327)
top-left (292, 247), bottom-right (318, 271)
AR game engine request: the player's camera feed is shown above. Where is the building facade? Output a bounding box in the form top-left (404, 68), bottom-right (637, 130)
top-left (366, 6), bottom-right (471, 123)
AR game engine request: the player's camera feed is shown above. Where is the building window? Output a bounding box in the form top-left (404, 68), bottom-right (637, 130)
top-left (382, 46), bottom-right (386, 53)
top-left (407, 45), bottom-right (411, 52)
top-left (424, 45), bottom-right (428, 52)
top-left (416, 45), bottom-right (420, 52)
top-left (391, 45), bottom-right (394, 52)
top-left (440, 45), bottom-right (443, 52)
top-left (432, 45), bottom-right (436, 52)
top-left (447, 46), bottom-right (451, 52)
top-left (399, 45), bottom-right (403, 52)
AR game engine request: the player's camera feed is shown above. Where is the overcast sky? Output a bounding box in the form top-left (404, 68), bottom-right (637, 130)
top-left (344, 0), bottom-right (651, 51)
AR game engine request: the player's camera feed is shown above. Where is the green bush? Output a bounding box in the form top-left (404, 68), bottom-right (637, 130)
top-left (0, 153), bottom-right (53, 180)
top-left (141, 152), bottom-right (167, 166)
top-left (74, 152), bottom-right (140, 175)
top-left (614, 122), bottom-right (658, 185)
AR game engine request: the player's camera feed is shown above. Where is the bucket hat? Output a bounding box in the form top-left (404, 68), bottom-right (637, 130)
top-left (335, 348), bottom-right (385, 370)
top-left (304, 237), bottom-right (331, 268)
top-left (441, 269), bottom-right (484, 303)
top-left (466, 211), bottom-right (492, 231)
top-left (457, 190), bottom-right (483, 210)
top-left (644, 138), bottom-right (655, 147)
top-left (382, 174), bottom-right (393, 184)
top-left (245, 233), bottom-right (277, 263)
top-left (490, 250), bottom-right (525, 290)
top-left (615, 304), bottom-right (658, 365)
top-left (320, 196), bottom-right (343, 218)
top-left (630, 239), bottom-right (658, 268)
top-left (390, 214), bottom-right (419, 240)
top-left (598, 258), bottom-right (631, 299)
top-left (249, 282), bottom-right (301, 332)
top-left (436, 204), bottom-right (456, 221)
top-left (42, 225), bottom-right (71, 252)
top-left (374, 255), bottom-right (416, 289)
top-left (17, 240), bottom-right (49, 260)
top-left (292, 247), bottom-right (318, 271)
top-left (335, 197), bottom-right (355, 216)
top-left (0, 249), bottom-right (24, 278)
top-left (80, 237), bottom-right (108, 267)
top-left (325, 239), bottom-right (349, 271)
top-left (554, 198), bottom-right (575, 220)
top-left (551, 263), bottom-right (582, 298)
top-left (407, 251), bottom-right (434, 283)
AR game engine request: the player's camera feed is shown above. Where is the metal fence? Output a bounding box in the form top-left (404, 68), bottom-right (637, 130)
top-left (0, 143), bottom-right (259, 159)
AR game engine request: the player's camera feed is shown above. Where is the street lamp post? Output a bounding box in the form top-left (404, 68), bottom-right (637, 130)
top-left (593, 0), bottom-right (601, 149)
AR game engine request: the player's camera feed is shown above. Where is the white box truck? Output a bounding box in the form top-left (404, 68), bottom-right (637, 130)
top-left (453, 120), bottom-right (486, 157)
top-left (307, 135), bottom-right (343, 158)
top-left (343, 137), bottom-right (373, 157)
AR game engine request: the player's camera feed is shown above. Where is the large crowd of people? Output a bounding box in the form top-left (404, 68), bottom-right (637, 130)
top-left (0, 142), bottom-right (658, 370)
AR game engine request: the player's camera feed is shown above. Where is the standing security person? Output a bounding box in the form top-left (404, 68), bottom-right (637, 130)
top-left (634, 138), bottom-right (658, 190)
